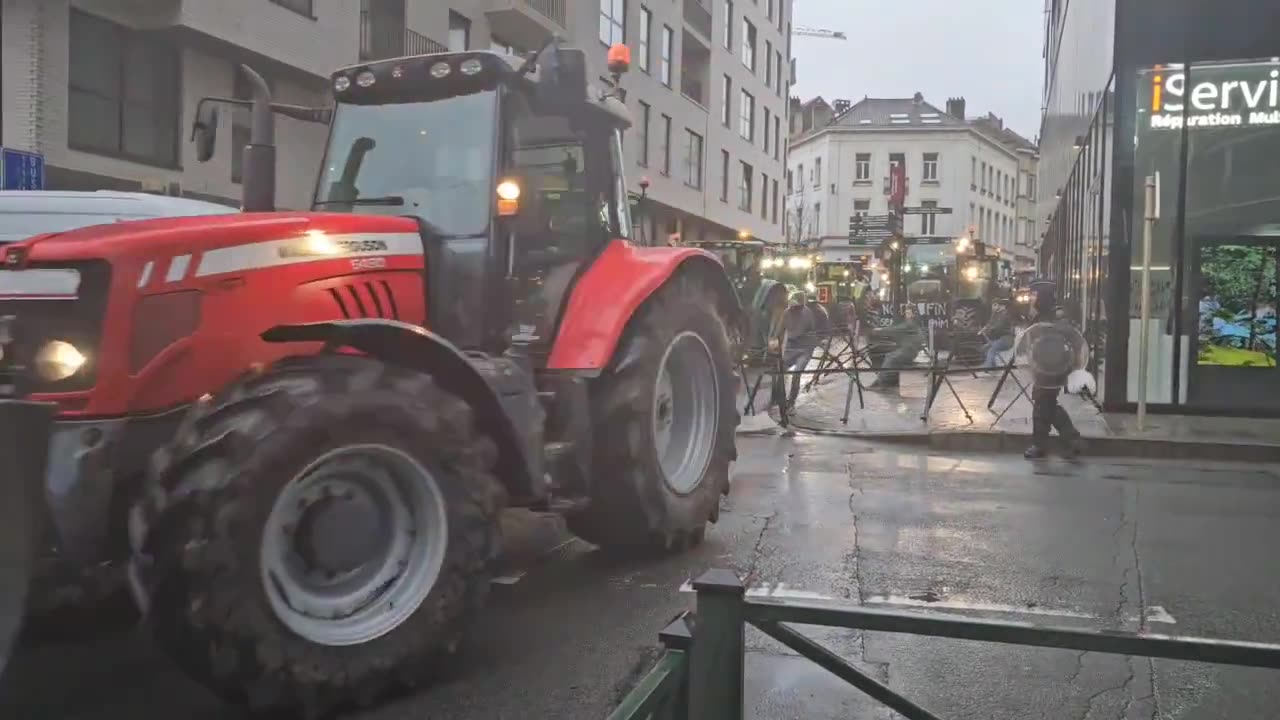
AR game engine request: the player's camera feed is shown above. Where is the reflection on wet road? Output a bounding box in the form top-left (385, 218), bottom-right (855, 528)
top-left (3, 435), bottom-right (1278, 719)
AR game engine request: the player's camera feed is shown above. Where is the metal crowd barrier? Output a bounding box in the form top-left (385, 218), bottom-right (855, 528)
top-left (610, 570), bottom-right (1280, 720)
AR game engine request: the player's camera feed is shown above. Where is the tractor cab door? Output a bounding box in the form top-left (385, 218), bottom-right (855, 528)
top-left (499, 91), bottom-right (629, 360)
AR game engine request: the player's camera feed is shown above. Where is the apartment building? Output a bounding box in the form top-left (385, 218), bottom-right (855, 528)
top-left (786, 93), bottom-right (1039, 271)
top-left (0, 0), bottom-right (791, 240)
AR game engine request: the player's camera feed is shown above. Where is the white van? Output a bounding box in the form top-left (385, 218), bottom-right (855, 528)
top-left (0, 190), bottom-right (238, 243)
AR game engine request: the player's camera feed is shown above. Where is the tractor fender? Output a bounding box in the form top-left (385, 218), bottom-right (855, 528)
top-left (546, 241), bottom-right (743, 371)
top-left (261, 319), bottom-right (539, 500)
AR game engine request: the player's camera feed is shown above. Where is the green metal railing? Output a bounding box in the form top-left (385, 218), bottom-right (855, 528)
top-left (611, 569), bottom-right (1280, 719)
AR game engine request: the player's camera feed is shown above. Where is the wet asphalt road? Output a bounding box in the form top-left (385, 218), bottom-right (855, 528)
top-left (3, 434), bottom-right (1280, 719)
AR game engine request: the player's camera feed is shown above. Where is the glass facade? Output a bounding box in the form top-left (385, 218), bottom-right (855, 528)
top-left (1039, 0), bottom-right (1280, 415)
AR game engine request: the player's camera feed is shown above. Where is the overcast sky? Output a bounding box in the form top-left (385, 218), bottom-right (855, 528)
top-left (789, 1), bottom-right (1045, 140)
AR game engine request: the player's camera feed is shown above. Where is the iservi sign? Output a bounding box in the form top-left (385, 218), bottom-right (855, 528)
top-left (1146, 60), bottom-right (1280, 130)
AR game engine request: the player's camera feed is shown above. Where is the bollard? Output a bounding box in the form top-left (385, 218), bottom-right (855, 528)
top-left (688, 569), bottom-right (746, 720)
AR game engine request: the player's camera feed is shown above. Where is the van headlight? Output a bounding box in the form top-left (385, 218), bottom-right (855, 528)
top-left (35, 340), bottom-right (86, 381)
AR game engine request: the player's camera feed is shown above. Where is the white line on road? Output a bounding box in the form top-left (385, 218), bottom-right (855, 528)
top-left (677, 582), bottom-right (1179, 624)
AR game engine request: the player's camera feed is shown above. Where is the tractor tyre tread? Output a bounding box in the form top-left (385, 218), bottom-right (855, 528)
top-left (137, 353), bottom-right (503, 717)
top-left (567, 269), bottom-right (739, 552)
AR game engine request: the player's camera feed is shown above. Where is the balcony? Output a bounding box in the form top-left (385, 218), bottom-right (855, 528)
top-left (680, 30), bottom-right (710, 108)
top-left (486, 0), bottom-right (567, 51)
top-left (683, 0), bottom-right (712, 41)
top-left (360, 10), bottom-right (447, 61)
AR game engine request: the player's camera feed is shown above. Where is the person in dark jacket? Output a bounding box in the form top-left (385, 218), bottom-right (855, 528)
top-left (869, 305), bottom-right (925, 389)
top-left (1019, 282), bottom-right (1086, 459)
top-left (980, 299), bottom-right (1015, 369)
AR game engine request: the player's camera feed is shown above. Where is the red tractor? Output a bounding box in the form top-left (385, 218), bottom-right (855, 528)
top-left (0, 42), bottom-right (742, 714)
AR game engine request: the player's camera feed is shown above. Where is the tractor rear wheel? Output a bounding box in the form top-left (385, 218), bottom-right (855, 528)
top-left (568, 271), bottom-right (739, 551)
top-left (136, 354), bottom-right (502, 715)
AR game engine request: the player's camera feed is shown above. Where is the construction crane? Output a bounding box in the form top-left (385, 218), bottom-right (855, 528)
top-left (793, 26), bottom-right (847, 40)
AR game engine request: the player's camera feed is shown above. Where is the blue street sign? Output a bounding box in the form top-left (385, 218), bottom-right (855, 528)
top-left (0, 148), bottom-right (46, 191)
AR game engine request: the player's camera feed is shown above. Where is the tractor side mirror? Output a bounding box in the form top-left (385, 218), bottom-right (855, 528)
top-left (192, 102), bottom-right (220, 163)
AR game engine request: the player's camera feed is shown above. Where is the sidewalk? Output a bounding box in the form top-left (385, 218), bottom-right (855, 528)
top-left (766, 364), bottom-right (1280, 462)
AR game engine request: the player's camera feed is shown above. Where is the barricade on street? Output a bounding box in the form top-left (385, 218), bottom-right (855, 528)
top-left (609, 570), bottom-right (1280, 720)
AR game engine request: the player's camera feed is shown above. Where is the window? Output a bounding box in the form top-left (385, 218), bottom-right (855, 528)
top-left (773, 116), bottom-right (781, 160)
top-left (786, 168), bottom-right (793, 193)
top-left (920, 200), bottom-right (938, 234)
top-left (855, 153), bottom-right (871, 181)
top-left (813, 157), bottom-right (821, 187)
top-left (599, 0), bottom-right (625, 45)
top-left (269, 0), bottom-right (312, 16)
top-left (763, 107), bottom-right (772, 154)
top-left (889, 152), bottom-right (904, 170)
top-left (660, 25), bottom-right (673, 86)
top-left (980, 161), bottom-right (988, 191)
top-left (771, 179), bottom-right (779, 224)
top-left (723, 0), bottom-right (733, 49)
top-left (1027, 173), bottom-right (1036, 200)
top-left (68, 10), bottom-right (180, 168)
top-left (970, 157), bottom-right (977, 188)
top-left (795, 163), bottom-right (802, 191)
top-left (765, 40), bottom-right (773, 86)
top-left (638, 7), bottom-right (651, 73)
top-left (637, 101), bottom-right (651, 166)
top-left (760, 173), bottom-right (769, 219)
top-left (741, 19), bottom-right (756, 71)
top-left (721, 75), bottom-right (732, 127)
top-left (659, 114), bottom-right (672, 175)
top-left (231, 66), bottom-right (276, 183)
top-left (448, 11), bottom-right (471, 51)
top-left (683, 129), bottom-right (704, 188)
top-left (766, 0), bottom-right (775, 21)
top-left (720, 150), bottom-right (731, 201)
top-left (986, 165), bottom-right (993, 193)
top-left (969, 201), bottom-right (975, 224)
top-left (739, 90), bottom-right (754, 141)
top-left (813, 202), bottom-right (821, 235)
top-left (775, 51), bottom-right (783, 95)
top-left (739, 161), bottom-right (753, 211)
top-left (854, 199), bottom-right (870, 215)
top-left (922, 152), bottom-right (939, 182)
top-left (777, 0), bottom-right (784, 29)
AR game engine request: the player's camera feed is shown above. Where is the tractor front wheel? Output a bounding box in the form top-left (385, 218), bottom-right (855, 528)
top-left (568, 271), bottom-right (739, 551)
top-left (135, 354), bottom-right (503, 715)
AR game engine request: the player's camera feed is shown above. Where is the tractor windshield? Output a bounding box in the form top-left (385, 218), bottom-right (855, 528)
top-left (313, 91), bottom-right (497, 236)
top-left (957, 257), bottom-right (997, 300)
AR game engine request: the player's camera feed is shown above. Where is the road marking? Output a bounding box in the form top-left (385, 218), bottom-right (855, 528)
top-left (678, 583), bottom-right (1181, 626)
top-left (863, 594), bottom-right (1100, 620)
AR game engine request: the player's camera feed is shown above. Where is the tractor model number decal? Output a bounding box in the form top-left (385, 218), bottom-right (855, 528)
top-left (278, 238), bottom-right (389, 259)
top-left (351, 257), bottom-right (388, 270)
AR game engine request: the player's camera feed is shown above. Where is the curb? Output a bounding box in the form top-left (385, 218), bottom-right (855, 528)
top-left (782, 417), bottom-right (1280, 463)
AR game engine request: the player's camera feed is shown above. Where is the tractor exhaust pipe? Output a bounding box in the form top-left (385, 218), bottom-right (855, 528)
top-left (240, 65), bottom-right (276, 213)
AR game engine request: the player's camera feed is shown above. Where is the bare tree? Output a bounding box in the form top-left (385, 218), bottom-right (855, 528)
top-left (788, 197), bottom-right (811, 250)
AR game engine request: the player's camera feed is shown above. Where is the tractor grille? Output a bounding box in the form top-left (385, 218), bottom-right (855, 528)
top-left (327, 280), bottom-right (401, 320)
top-left (0, 260), bottom-right (112, 394)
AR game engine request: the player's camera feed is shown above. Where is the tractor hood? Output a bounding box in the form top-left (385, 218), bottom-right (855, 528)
top-left (14, 212), bottom-right (423, 266)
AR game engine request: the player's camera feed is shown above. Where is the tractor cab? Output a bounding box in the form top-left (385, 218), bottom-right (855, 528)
top-left (686, 238), bottom-right (789, 351)
top-left (687, 239), bottom-right (765, 291)
top-left (195, 43), bottom-right (635, 358)
top-left (809, 259), bottom-right (864, 306)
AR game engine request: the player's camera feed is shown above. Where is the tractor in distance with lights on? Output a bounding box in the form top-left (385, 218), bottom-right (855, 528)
top-left (0, 41), bottom-right (743, 715)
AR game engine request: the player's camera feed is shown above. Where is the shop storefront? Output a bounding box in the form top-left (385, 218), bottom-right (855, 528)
top-left (1039, 0), bottom-right (1280, 416)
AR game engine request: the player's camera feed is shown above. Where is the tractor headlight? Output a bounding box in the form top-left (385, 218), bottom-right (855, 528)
top-left (35, 340), bottom-right (86, 381)
top-left (965, 266), bottom-right (980, 280)
top-left (805, 282), bottom-right (817, 292)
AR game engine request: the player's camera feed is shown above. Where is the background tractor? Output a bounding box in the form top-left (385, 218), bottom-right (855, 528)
top-left (882, 237), bottom-right (1001, 363)
top-left (0, 42), bottom-right (742, 715)
top-left (685, 238), bottom-right (790, 353)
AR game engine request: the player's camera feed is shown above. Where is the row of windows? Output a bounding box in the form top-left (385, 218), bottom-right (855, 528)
top-left (970, 157), bottom-right (1031, 206)
top-left (787, 152), bottom-right (941, 194)
top-left (719, 78), bottom-right (783, 161)
top-left (634, 101), bottom-right (781, 227)
top-left (723, 1), bottom-right (788, 98)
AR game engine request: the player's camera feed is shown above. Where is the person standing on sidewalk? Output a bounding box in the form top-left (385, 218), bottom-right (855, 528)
top-left (980, 298), bottom-right (1015, 370)
top-left (1017, 280), bottom-right (1088, 460)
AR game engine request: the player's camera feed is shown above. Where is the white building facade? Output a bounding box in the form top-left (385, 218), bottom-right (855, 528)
top-left (0, 0), bottom-right (792, 242)
top-left (786, 94), bottom-right (1039, 271)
